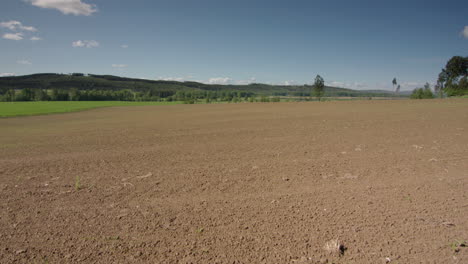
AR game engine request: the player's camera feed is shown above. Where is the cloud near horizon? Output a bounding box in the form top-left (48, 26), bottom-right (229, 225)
top-left (0, 73), bottom-right (16, 77)
top-left (26, 0), bottom-right (97, 16)
top-left (327, 81), bottom-right (368, 90)
top-left (112, 64), bottom-right (127, 68)
top-left (72, 40), bottom-right (99, 48)
top-left (207, 77), bottom-right (233, 85)
top-left (17, 60), bottom-right (32, 65)
top-left (281, 80), bottom-right (299, 86)
top-left (157, 76), bottom-right (187, 82)
top-left (235, 77), bottom-right (257, 85)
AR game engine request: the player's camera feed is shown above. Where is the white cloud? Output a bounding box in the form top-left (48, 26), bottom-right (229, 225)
top-left (27, 0), bottom-right (97, 16)
top-left (462, 26), bottom-right (468, 39)
top-left (2, 32), bottom-right (24, 40)
top-left (120, 44), bottom-right (128, 48)
top-left (207, 77), bottom-right (233, 85)
top-left (0, 20), bottom-right (37, 32)
top-left (21, 25), bottom-right (37, 32)
top-left (30, 36), bottom-right (42, 41)
top-left (326, 81), bottom-right (368, 90)
top-left (235, 77), bottom-right (256, 85)
top-left (0, 73), bottom-right (16, 77)
top-left (112, 64), bottom-right (127, 68)
top-left (72, 40), bottom-right (85, 47)
top-left (157, 75), bottom-right (195, 81)
top-left (17, 60), bottom-right (32, 65)
top-left (0, 21), bottom-right (19, 30)
top-left (1, 21), bottom-right (39, 41)
top-left (158, 76), bottom-right (187, 82)
top-left (281, 80), bottom-right (300, 86)
top-left (326, 81), bottom-right (345, 87)
top-left (72, 40), bottom-right (99, 48)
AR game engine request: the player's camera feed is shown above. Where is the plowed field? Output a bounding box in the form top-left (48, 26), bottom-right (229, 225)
top-left (1, 100), bottom-right (467, 263)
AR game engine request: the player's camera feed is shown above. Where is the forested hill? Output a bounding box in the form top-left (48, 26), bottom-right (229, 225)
top-left (0, 73), bottom-right (404, 97)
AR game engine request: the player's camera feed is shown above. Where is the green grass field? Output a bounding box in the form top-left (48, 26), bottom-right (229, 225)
top-left (0, 101), bottom-right (183, 117)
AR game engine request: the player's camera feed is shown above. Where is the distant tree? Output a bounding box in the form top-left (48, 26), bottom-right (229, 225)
top-left (392, 78), bottom-right (397, 91)
top-left (423, 83), bottom-right (434, 98)
top-left (410, 88), bottom-right (423, 99)
top-left (34, 89), bottom-right (49, 101)
top-left (120, 89), bottom-right (134, 101)
top-left (435, 70), bottom-right (448, 98)
top-left (51, 88), bottom-right (59, 101)
top-left (0, 87), bottom-right (8, 96)
top-left (50, 88), bottom-right (69, 101)
top-left (69, 88), bottom-right (80, 101)
top-left (410, 83), bottom-right (434, 99)
top-left (313, 75), bottom-right (325, 101)
top-left (18, 88), bottom-right (35, 101)
top-left (304, 84), bottom-right (308, 101)
top-left (434, 83), bottom-right (441, 98)
top-left (4, 89), bottom-right (16, 101)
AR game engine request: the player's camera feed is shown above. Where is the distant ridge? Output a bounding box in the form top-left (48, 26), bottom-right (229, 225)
top-left (0, 73), bottom-right (407, 98)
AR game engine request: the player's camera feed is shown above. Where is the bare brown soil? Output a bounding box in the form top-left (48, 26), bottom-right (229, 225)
top-left (1, 100), bottom-right (467, 263)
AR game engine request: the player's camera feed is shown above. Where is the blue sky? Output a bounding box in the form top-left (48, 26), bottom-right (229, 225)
top-left (1, 0), bottom-right (467, 90)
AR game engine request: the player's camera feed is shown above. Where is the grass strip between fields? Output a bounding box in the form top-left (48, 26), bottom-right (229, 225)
top-left (0, 101), bottom-right (183, 117)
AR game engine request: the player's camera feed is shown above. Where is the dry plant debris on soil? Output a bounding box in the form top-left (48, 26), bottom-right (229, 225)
top-left (0, 100), bottom-right (467, 263)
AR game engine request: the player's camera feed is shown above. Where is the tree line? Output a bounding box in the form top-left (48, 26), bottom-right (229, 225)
top-left (0, 75), bottom-right (328, 103)
top-left (409, 56), bottom-right (467, 99)
top-left (0, 87), bottom-right (261, 103)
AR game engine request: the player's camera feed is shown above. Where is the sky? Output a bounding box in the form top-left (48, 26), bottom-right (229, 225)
top-left (1, 0), bottom-right (467, 91)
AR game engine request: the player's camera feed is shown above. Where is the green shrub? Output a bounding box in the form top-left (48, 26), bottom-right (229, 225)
top-left (410, 83), bottom-right (434, 99)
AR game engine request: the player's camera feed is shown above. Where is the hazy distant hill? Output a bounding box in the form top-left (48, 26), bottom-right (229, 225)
top-left (0, 73), bottom-right (406, 97)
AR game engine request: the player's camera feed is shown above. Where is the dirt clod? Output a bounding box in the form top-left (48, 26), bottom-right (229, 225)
top-left (15, 249), bottom-right (26, 255)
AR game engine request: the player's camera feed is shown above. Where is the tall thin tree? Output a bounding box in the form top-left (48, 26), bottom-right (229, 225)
top-left (313, 75), bottom-right (325, 101)
top-left (392, 78), bottom-right (397, 92)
